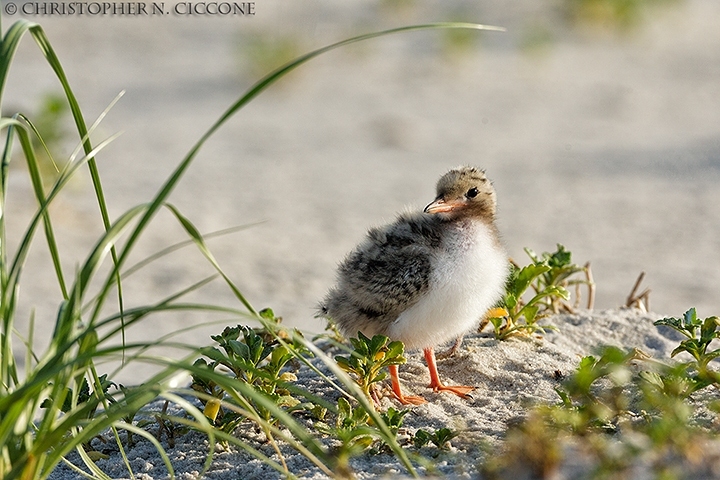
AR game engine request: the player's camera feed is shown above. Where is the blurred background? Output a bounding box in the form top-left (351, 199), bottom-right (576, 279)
top-left (4, 0), bottom-right (720, 375)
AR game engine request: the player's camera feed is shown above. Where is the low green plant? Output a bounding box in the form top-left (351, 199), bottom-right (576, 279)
top-left (368, 407), bottom-right (410, 455)
top-left (317, 399), bottom-right (411, 476)
top-left (413, 427), bottom-right (459, 450)
top-left (488, 244), bottom-right (593, 339)
top-left (190, 318), bottom-right (309, 429)
top-left (316, 397), bottom-right (377, 478)
top-left (335, 332), bottom-right (407, 405)
top-left (525, 244), bottom-right (592, 311)
top-left (553, 346), bottom-right (640, 432)
top-left (378, 406), bottom-right (410, 436)
top-left (39, 374), bottom-right (114, 422)
top-left (655, 308), bottom-right (720, 372)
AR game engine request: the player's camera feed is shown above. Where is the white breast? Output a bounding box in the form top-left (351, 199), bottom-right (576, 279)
top-left (387, 220), bottom-right (507, 350)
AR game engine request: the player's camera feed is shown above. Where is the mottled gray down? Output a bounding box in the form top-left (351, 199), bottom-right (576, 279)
top-left (321, 211), bottom-right (443, 338)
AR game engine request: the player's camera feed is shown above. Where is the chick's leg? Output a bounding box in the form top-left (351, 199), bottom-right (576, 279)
top-left (389, 364), bottom-right (426, 405)
top-left (424, 347), bottom-right (475, 398)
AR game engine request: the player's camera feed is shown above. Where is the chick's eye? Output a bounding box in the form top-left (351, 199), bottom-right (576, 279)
top-left (466, 187), bottom-right (479, 199)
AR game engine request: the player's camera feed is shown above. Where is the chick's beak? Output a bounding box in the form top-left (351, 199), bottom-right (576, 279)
top-left (424, 197), bottom-right (465, 214)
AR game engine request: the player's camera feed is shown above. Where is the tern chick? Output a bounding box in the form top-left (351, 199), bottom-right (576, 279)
top-left (321, 166), bottom-right (508, 404)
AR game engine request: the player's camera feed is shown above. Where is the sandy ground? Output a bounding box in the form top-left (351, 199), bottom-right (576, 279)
top-left (47, 308), bottom-right (696, 479)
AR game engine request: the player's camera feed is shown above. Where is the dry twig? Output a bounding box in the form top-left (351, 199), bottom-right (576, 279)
top-left (585, 262), bottom-right (595, 310)
top-left (625, 271), bottom-right (651, 312)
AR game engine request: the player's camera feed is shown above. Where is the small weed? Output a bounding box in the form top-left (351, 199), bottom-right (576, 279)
top-left (524, 244), bottom-right (592, 311)
top-left (378, 407), bottom-right (410, 436)
top-left (190, 316), bottom-right (309, 429)
top-left (316, 399), bottom-right (411, 476)
top-left (655, 308), bottom-right (720, 369)
top-left (316, 398), bottom-right (379, 478)
top-left (553, 347), bottom-right (641, 431)
top-left (40, 374), bottom-right (115, 421)
top-left (413, 427), bottom-right (459, 450)
top-left (334, 332), bottom-right (407, 405)
top-left (154, 401), bottom-right (189, 448)
top-left (654, 308), bottom-right (720, 392)
top-left (486, 244), bottom-right (592, 340)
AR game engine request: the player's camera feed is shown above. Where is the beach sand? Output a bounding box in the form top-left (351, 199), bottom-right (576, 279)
top-left (48, 308), bottom-right (695, 479)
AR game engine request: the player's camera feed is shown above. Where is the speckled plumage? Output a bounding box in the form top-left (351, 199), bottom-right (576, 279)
top-left (322, 212), bottom-right (438, 341)
top-left (320, 166), bottom-right (508, 403)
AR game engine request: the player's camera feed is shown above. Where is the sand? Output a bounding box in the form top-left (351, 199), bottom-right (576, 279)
top-left (47, 308), bottom-right (694, 479)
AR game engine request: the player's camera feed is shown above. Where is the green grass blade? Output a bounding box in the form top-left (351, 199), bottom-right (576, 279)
top-left (14, 115), bottom-right (68, 298)
top-left (164, 203), bottom-right (257, 316)
top-left (0, 120), bottom-right (13, 290)
top-left (59, 203), bottom-right (148, 340)
top-left (121, 223), bottom-right (262, 279)
top-left (0, 20), bottom-right (38, 114)
top-left (26, 24), bottom-right (111, 228)
top-left (26, 23), bottom-right (129, 355)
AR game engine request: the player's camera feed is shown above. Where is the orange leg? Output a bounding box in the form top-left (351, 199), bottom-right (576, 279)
top-left (424, 347), bottom-right (475, 398)
top-left (389, 364), bottom-right (426, 405)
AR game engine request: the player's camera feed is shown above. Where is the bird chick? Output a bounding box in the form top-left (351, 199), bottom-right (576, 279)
top-left (321, 166), bottom-right (508, 404)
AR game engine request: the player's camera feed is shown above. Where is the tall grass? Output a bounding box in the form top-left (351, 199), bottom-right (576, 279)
top-left (0, 16), bottom-right (503, 480)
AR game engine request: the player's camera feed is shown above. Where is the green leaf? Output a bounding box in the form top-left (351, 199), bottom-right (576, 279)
top-left (548, 244), bottom-right (572, 268)
top-left (703, 350), bottom-right (720, 362)
top-left (670, 345), bottom-right (686, 358)
top-left (369, 334), bottom-right (387, 355)
top-left (701, 316), bottom-right (720, 343)
top-left (386, 341), bottom-right (405, 358)
top-left (259, 307), bottom-right (275, 321)
top-left (200, 346), bottom-right (227, 363)
top-left (335, 356), bottom-right (352, 370)
top-left (654, 316), bottom-right (680, 329)
top-left (337, 397), bottom-right (352, 421)
top-left (683, 307), bottom-right (698, 325)
top-left (413, 429), bottom-right (432, 449)
top-left (519, 305), bottom-right (539, 324)
top-left (511, 263), bottom-right (551, 297)
top-left (523, 247), bottom-right (540, 264)
top-left (432, 427), bottom-right (459, 448)
top-left (504, 293), bottom-right (518, 310)
top-left (228, 339), bottom-right (250, 360)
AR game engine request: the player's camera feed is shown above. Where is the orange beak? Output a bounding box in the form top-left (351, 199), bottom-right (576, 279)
top-left (424, 198), bottom-right (465, 214)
